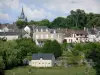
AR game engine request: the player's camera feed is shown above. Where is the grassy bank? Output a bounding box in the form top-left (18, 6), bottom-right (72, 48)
top-left (5, 66), bottom-right (96, 75)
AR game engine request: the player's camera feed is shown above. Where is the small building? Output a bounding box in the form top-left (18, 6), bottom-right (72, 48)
top-left (0, 32), bottom-right (18, 40)
top-left (29, 53), bottom-right (55, 67)
top-left (18, 7), bottom-right (27, 22)
top-left (63, 29), bottom-right (88, 43)
top-left (33, 26), bottom-right (64, 46)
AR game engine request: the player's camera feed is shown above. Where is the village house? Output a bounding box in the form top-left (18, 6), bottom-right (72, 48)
top-left (29, 53), bottom-right (55, 67)
top-left (59, 29), bottom-right (88, 43)
top-left (0, 32), bottom-right (18, 40)
top-left (32, 26), bottom-right (64, 46)
top-left (87, 27), bottom-right (100, 42)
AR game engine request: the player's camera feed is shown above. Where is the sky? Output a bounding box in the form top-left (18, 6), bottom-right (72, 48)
top-left (0, 0), bottom-right (100, 24)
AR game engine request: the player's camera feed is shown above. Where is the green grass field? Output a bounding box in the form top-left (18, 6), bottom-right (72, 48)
top-left (5, 66), bottom-right (96, 75)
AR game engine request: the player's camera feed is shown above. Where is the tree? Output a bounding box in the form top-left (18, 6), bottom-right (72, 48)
top-left (61, 42), bottom-right (68, 51)
top-left (51, 17), bottom-right (66, 28)
top-left (16, 38), bottom-right (37, 57)
top-left (38, 19), bottom-right (51, 27)
top-left (28, 20), bottom-right (38, 25)
top-left (86, 43), bottom-right (100, 75)
top-left (16, 20), bottom-right (28, 29)
top-left (88, 17), bottom-right (100, 27)
top-left (0, 56), bottom-right (5, 75)
top-left (66, 9), bottom-right (87, 29)
top-left (42, 40), bottom-right (62, 58)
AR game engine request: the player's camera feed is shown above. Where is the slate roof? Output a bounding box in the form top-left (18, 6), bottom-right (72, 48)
top-left (32, 53), bottom-right (54, 60)
top-left (0, 32), bottom-right (18, 36)
top-left (34, 26), bottom-right (48, 32)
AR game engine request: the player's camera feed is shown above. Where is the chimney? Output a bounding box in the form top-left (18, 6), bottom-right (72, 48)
top-left (84, 27), bottom-right (86, 31)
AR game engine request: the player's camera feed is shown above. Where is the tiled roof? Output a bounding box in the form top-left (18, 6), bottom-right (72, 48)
top-left (0, 32), bottom-right (18, 36)
top-left (32, 53), bottom-right (54, 60)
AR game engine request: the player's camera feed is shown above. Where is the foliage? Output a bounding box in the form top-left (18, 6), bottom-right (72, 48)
top-left (50, 17), bottom-right (66, 28)
top-left (5, 66), bottom-right (96, 75)
top-left (42, 40), bottom-right (62, 58)
top-left (16, 38), bottom-right (38, 58)
top-left (88, 17), bottom-right (100, 27)
top-left (38, 19), bottom-right (51, 27)
top-left (0, 56), bottom-right (5, 75)
top-left (16, 20), bottom-right (28, 29)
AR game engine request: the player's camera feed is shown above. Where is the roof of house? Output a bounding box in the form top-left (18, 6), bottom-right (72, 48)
top-left (74, 30), bottom-right (88, 35)
top-left (0, 32), bottom-right (18, 36)
top-left (57, 28), bottom-right (88, 37)
top-left (34, 26), bottom-right (48, 32)
top-left (32, 53), bottom-right (54, 60)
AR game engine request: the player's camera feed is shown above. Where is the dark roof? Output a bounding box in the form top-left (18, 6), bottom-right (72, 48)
top-left (34, 26), bottom-right (48, 32)
top-left (32, 53), bottom-right (54, 60)
top-left (74, 30), bottom-right (88, 35)
top-left (0, 32), bottom-right (18, 36)
top-left (56, 28), bottom-right (88, 37)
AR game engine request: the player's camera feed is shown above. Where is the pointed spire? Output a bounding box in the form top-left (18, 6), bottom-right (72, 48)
top-left (18, 6), bottom-right (28, 22)
top-left (21, 6), bottom-right (24, 15)
top-left (22, 6), bottom-right (24, 13)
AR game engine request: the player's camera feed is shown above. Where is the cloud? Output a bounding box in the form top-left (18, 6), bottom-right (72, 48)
top-left (0, 12), bottom-right (10, 20)
top-left (44, 0), bottom-right (100, 14)
top-left (22, 4), bottom-right (56, 21)
top-left (0, 0), bottom-right (100, 23)
top-left (0, 0), bottom-right (19, 9)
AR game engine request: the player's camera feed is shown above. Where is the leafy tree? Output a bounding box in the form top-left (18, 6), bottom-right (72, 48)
top-left (51, 17), bottom-right (66, 28)
top-left (38, 19), bottom-right (51, 27)
top-left (28, 20), bottom-right (38, 25)
top-left (66, 9), bottom-right (87, 29)
top-left (42, 40), bottom-right (62, 58)
top-left (61, 42), bottom-right (68, 51)
top-left (88, 17), bottom-right (100, 27)
top-left (16, 20), bottom-right (28, 29)
top-left (16, 38), bottom-right (37, 57)
top-left (0, 56), bottom-right (5, 75)
top-left (85, 43), bottom-right (100, 75)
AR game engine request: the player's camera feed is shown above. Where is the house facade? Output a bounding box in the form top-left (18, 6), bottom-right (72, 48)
top-left (63, 29), bottom-right (88, 43)
top-left (29, 53), bottom-right (55, 67)
top-left (32, 26), bottom-right (64, 46)
top-left (0, 32), bottom-right (18, 40)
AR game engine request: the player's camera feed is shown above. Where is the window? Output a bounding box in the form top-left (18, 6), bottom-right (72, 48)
top-left (51, 34), bottom-right (53, 38)
top-left (46, 29), bottom-right (48, 32)
top-left (76, 34), bottom-right (79, 36)
top-left (41, 29), bottom-right (43, 32)
top-left (76, 38), bottom-right (78, 40)
top-left (41, 34), bottom-right (43, 39)
top-left (46, 34), bottom-right (48, 38)
top-left (36, 35), bottom-right (39, 39)
top-left (36, 29), bottom-right (38, 32)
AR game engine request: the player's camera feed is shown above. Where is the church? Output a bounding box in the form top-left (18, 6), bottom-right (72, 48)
top-left (18, 7), bottom-right (27, 22)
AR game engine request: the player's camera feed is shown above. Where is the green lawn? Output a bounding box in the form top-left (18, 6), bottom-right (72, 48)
top-left (5, 66), bottom-right (96, 75)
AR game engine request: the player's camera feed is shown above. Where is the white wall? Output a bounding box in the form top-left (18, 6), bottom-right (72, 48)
top-left (88, 34), bottom-right (96, 42)
top-left (0, 35), bottom-right (18, 40)
top-left (29, 56), bottom-right (55, 67)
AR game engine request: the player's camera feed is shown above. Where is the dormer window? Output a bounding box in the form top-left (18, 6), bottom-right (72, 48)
top-left (36, 29), bottom-right (38, 32)
top-left (41, 29), bottom-right (43, 32)
top-left (46, 29), bottom-right (48, 32)
top-left (54, 30), bottom-right (56, 33)
top-left (40, 57), bottom-right (42, 60)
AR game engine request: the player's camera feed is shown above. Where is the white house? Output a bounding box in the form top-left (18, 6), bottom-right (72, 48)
top-left (24, 26), bottom-right (31, 34)
top-left (29, 53), bottom-right (55, 67)
top-left (33, 26), bottom-right (64, 46)
top-left (63, 29), bottom-right (88, 43)
top-left (0, 32), bottom-right (18, 40)
top-left (87, 29), bottom-right (97, 42)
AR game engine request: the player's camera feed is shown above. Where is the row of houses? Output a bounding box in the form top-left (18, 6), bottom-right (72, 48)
top-left (0, 24), bottom-right (100, 43)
